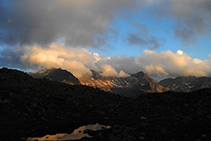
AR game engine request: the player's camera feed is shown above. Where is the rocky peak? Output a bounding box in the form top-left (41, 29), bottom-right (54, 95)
top-left (136, 71), bottom-right (145, 76)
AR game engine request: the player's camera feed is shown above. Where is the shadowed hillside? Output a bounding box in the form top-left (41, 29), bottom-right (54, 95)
top-left (1, 68), bottom-right (211, 141)
top-left (28, 68), bottom-right (81, 85)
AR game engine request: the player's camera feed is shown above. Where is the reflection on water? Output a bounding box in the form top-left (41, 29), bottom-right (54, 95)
top-left (27, 123), bottom-right (111, 141)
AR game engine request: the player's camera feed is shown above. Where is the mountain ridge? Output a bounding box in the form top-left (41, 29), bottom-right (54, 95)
top-left (29, 68), bottom-right (167, 98)
top-left (159, 75), bottom-right (211, 92)
top-left (28, 68), bottom-right (81, 85)
top-left (77, 69), bottom-right (168, 97)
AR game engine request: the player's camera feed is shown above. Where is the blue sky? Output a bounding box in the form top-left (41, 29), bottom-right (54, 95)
top-left (89, 8), bottom-right (211, 60)
top-left (0, 0), bottom-right (211, 80)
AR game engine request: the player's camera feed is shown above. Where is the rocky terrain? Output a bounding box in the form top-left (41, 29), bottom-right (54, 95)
top-left (159, 76), bottom-right (211, 92)
top-left (1, 67), bottom-right (211, 141)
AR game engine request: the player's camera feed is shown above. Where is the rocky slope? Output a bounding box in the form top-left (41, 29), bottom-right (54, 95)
top-left (79, 70), bottom-right (168, 98)
top-left (159, 76), bottom-right (211, 92)
top-left (28, 68), bottom-right (81, 85)
top-left (1, 67), bottom-right (211, 141)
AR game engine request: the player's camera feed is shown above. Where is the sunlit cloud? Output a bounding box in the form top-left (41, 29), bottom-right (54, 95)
top-left (19, 43), bottom-right (98, 77)
top-left (144, 65), bottom-right (169, 76)
top-left (96, 49), bottom-right (211, 80)
top-left (19, 43), bottom-right (130, 78)
top-left (1, 43), bottom-right (211, 81)
top-left (101, 64), bottom-right (130, 77)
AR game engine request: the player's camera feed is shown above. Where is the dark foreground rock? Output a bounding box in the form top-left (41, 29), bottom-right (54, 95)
top-left (0, 68), bottom-right (211, 141)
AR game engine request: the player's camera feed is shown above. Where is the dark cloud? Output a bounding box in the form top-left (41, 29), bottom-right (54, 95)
top-left (0, 0), bottom-right (140, 48)
top-left (148, 0), bottom-right (211, 44)
top-left (124, 22), bottom-right (164, 49)
top-left (127, 34), bottom-right (161, 49)
top-left (174, 15), bottom-right (208, 43)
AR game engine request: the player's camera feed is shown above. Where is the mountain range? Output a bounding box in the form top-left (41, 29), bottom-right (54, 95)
top-left (29, 68), bottom-right (211, 96)
top-left (29, 68), bottom-right (167, 98)
top-left (159, 76), bottom-right (211, 92)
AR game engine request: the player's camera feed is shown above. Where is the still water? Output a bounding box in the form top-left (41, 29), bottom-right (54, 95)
top-left (27, 123), bottom-right (111, 141)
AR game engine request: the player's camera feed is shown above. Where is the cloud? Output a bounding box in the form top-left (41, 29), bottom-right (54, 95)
top-left (101, 64), bottom-right (130, 77)
top-left (19, 43), bottom-right (101, 77)
top-left (124, 22), bottom-right (165, 49)
top-left (95, 55), bottom-right (141, 74)
top-left (139, 49), bottom-right (211, 77)
top-left (0, 0), bottom-right (210, 51)
top-left (2, 44), bottom-right (211, 81)
top-left (95, 49), bottom-right (211, 80)
top-left (127, 34), bottom-right (162, 49)
top-left (0, 0), bottom-right (140, 48)
top-left (148, 0), bottom-right (211, 43)
top-left (144, 65), bottom-right (169, 76)
top-left (0, 47), bottom-right (26, 69)
top-left (18, 43), bottom-right (131, 78)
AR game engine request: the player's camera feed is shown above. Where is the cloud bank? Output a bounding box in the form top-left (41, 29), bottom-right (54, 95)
top-left (17, 43), bottom-right (129, 78)
top-left (19, 43), bottom-right (97, 77)
top-left (1, 43), bottom-right (211, 80)
top-left (95, 49), bottom-right (211, 80)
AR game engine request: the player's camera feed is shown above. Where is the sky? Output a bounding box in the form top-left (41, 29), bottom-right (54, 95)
top-left (0, 0), bottom-right (211, 81)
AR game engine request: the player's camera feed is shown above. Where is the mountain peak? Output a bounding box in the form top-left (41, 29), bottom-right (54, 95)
top-left (136, 71), bottom-right (145, 75)
top-left (29, 68), bottom-right (81, 85)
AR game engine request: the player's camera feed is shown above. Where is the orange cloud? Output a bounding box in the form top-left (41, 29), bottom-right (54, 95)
top-left (101, 64), bottom-right (130, 77)
top-left (20, 43), bottom-right (98, 77)
top-left (18, 45), bottom-right (211, 80)
top-left (145, 65), bottom-right (169, 76)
